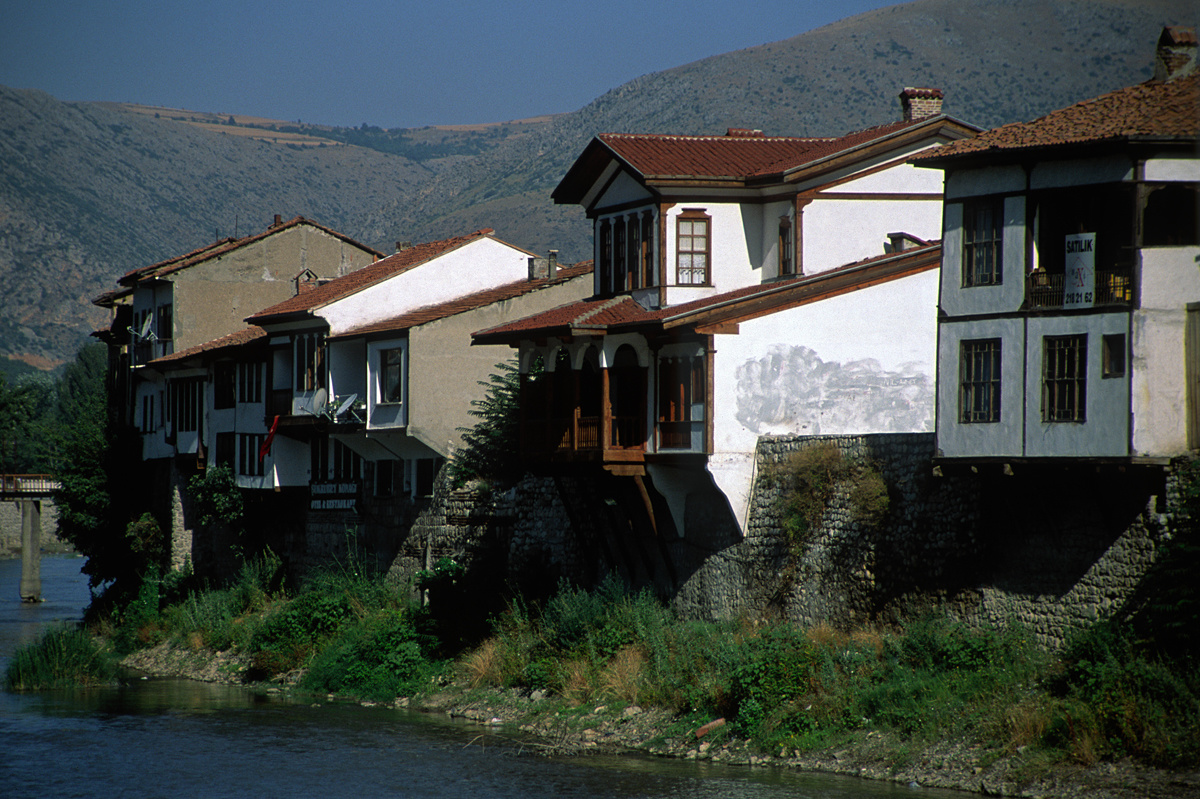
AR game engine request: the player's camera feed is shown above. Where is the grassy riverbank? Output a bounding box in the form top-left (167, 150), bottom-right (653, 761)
top-left (6, 558), bottom-right (1199, 796)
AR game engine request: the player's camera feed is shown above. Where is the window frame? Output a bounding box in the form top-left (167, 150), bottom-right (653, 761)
top-left (214, 362), bottom-right (236, 410)
top-left (675, 209), bottom-right (711, 286)
top-left (959, 338), bottom-right (1002, 424)
top-left (238, 433), bottom-right (265, 477)
top-left (779, 215), bottom-right (795, 277)
top-left (237, 361), bottom-right (263, 404)
top-left (1102, 334), bottom-right (1126, 378)
top-left (962, 197), bottom-right (1003, 287)
top-left (1042, 334), bottom-right (1088, 423)
top-left (379, 347), bottom-right (405, 405)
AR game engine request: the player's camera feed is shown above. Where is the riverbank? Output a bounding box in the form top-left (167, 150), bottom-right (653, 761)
top-left (120, 641), bottom-right (1200, 799)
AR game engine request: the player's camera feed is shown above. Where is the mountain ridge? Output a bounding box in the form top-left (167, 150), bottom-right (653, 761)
top-left (0, 0), bottom-right (1193, 367)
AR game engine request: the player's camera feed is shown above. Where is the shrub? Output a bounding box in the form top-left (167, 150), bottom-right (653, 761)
top-left (778, 443), bottom-right (889, 551)
top-left (5, 625), bottom-right (117, 690)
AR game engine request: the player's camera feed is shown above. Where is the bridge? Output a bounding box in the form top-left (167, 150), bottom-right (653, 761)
top-left (2, 475), bottom-right (60, 602)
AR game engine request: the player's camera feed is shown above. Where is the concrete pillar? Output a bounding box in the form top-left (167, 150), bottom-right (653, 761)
top-left (19, 499), bottom-right (41, 602)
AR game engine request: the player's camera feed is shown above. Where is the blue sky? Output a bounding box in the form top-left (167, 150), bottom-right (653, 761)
top-left (1, 0), bottom-right (904, 129)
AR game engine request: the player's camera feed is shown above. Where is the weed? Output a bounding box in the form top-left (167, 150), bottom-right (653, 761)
top-left (5, 625), bottom-right (116, 690)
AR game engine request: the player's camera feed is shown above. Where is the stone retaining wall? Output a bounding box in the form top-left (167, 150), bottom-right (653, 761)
top-left (375, 433), bottom-right (1186, 649)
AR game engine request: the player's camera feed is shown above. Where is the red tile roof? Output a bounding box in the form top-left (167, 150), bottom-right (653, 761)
top-left (553, 114), bottom-right (978, 203)
top-left (246, 228), bottom-right (522, 323)
top-left (118, 217), bottom-right (383, 287)
top-left (473, 244), bottom-right (941, 344)
top-left (149, 326), bottom-right (266, 366)
top-left (914, 73), bottom-right (1198, 165)
top-left (328, 262), bottom-right (593, 340)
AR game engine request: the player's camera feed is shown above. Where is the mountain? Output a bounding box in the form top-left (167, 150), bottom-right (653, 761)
top-left (0, 0), bottom-right (1193, 368)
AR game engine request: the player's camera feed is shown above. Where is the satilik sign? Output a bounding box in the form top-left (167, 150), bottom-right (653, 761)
top-left (1064, 233), bottom-right (1096, 309)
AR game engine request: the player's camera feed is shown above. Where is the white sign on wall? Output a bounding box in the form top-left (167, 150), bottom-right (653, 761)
top-left (1064, 233), bottom-right (1096, 309)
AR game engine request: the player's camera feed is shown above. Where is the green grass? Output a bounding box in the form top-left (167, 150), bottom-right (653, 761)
top-left (5, 624), bottom-right (117, 691)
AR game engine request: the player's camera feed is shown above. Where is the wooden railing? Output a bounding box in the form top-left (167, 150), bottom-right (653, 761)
top-left (0, 474), bottom-right (60, 497)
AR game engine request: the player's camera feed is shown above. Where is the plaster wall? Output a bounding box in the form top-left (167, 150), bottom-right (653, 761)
top-left (173, 226), bottom-right (375, 352)
top-left (803, 198), bottom-right (942, 275)
top-left (1132, 246), bottom-right (1200, 456)
top-left (938, 196), bottom-right (1027, 317)
top-left (406, 274), bottom-right (592, 458)
top-left (321, 239), bottom-right (532, 334)
top-left (1023, 312), bottom-right (1132, 458)
top-left (710, 268), bottom-right (938, 530)
top-left (935, 317), bottom-right (1026, 458)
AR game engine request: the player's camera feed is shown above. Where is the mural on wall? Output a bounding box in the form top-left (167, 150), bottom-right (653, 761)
top-left (735, 344), bottom-right (933, 436)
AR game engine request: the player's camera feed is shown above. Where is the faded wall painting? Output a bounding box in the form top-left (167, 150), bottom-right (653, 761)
top-left (735, 344), bottom-right (933, 436)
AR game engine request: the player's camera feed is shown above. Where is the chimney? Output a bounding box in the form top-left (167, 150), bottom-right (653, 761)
top-left (395, 240), bottom-right (413, 253)
top-left (271, 213), bottom-right (282, 228)
top-left (899, 87), bottom-right (944, 121)
top-left (885, 232), bottom-right (929, 254)
top-left (1155, 26), bottom-right (1198, 81)
top-left (528, 250), bottom-right (559, 281)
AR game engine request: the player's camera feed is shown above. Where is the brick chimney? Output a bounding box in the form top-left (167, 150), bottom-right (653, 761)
top-left (899, 87), bottom-right (944, 121)
top-left (1155, 26), bottom-right (1197, 81)
top-left (270, 213), bottom-right (283, 228)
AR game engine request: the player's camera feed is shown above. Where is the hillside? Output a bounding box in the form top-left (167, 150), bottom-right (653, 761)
top-left (0, 0), bottom-right (1193, 368)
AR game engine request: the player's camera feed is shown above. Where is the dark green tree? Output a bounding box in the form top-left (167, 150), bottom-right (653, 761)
top-left (50, 344), bottom-right (154, 593)
top-left (448, 359), bottom-right (531, 488)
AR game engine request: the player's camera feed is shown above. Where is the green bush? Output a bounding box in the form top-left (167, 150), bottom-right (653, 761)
top-left (301, 611), bottom-right (438, 701)
top-left (778, 443), bottom-right (889, 551)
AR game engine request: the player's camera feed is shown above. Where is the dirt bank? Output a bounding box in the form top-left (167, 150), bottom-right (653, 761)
top-left (121, 643), bottom-right (1200, 799)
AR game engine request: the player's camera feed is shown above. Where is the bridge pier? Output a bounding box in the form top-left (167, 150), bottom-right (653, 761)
top-left (19, 499), bottom-right (41, 602)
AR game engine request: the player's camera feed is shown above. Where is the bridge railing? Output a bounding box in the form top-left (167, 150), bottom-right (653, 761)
top-left (0, 474), bottom-right (60, 497)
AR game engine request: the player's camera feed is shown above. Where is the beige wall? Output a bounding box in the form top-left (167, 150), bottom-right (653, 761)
top-left (173, 225), bottom-right (376, 351)
top-left (406, 275), bottom-right (591, 457)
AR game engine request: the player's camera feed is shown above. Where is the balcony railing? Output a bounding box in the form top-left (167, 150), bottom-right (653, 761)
top-left (1026, 268), bottom-right (1134, 309)
top-left (610, 415), bottom-right (646, 449)
top-left (657, 420), bottom-right (704, 451)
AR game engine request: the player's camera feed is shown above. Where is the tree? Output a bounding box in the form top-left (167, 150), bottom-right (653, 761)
top-left (448, 360), bottom-right (530, 488)
top-left (50, 344), bottom-right (155, 593)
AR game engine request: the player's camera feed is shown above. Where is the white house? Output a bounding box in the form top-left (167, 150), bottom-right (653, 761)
top-left (915, 28), bottom-right (1200, 463)
top-left (474, 91), bottom-right (977, 537)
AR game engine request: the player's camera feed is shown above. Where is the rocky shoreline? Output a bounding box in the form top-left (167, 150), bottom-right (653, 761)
top-left (121, 643), bottom-right (1200, 799)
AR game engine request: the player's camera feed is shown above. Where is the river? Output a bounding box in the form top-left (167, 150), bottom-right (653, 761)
top-left (1, 556), bottom-right (961, 798)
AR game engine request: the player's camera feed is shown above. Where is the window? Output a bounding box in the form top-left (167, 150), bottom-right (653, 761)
top-left (380, 348), bottom-right (404, 404)
top-left (1143, 183), bottom-right (1199, 246)
top-left (156, 304), bottom-right (172, 341)
top-left (640, 212), bottom-right (655, 288)
top-left (676, 210), bottom-right (710, 285)
top-left (598, 219), bottom-right (613, 293)
top-left (1043, 335), bottom-right (1087, 422)
top-left (332, 440), bottom-right (362, 481)
top-left (613, 217), bottom-right (627, 292)
top-left (170, 378), bottom-right (204, 432)
top-left (140, 394), bottom-right (155, 433)
top-left (238, 433), bottom-right (265, 477)
top-left (237, 362), bottom-right (263, 404)
top-left (963, 198), bottom-right (1003, 286)
top-left (214, 363), bottom-right (235, 409)
top-left (294, 332), bottom-right (325, 391)
top-left (374, 459), bottom-right (396, 497)
top-left (215, 432), bottom-right (235, 468)
top-left (657, 355), bottom-right (705, 449)
top-left (779, 216), bottom-right (795, 276)
top-left (960, 339), bottom-right (1001, 423)
top-left (1102, 334), bottom-right (1126, 378)
top-left (311, 438), bottom-right (329, 481)
top-left (626, 214), bottom-right (641, 290)
top-left (415, 457), bottom-right (441, 497)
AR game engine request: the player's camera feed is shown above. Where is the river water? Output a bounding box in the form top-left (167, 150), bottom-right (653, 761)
top-left (1, 557), bottom-right (958, 798)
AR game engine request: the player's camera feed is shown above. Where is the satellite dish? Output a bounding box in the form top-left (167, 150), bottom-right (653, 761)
top-left (308, 387), bottom-right (328, 416)
top-left (138, 314), bottom-right (153, 339)
top-left (334, 393), bottom-right (357, 419)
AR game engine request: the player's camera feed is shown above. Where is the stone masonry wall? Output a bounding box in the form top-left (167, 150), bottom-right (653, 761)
top-left (0, 498), bottom-right (66, 558)
top-left (379, 433), bottom-right (1183, 649)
